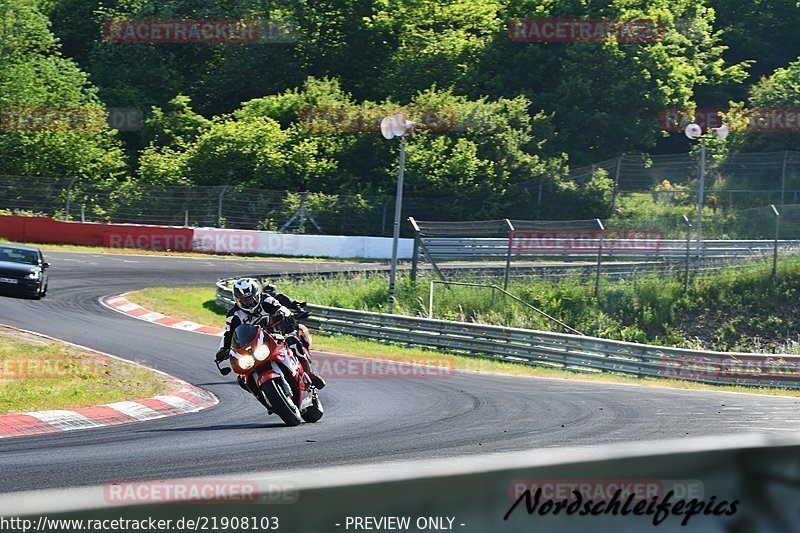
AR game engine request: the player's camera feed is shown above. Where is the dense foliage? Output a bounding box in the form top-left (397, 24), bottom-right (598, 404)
top-left (2, 0), bottom-right (798, 226)
top-left (273, 256), bottom-right (800, 353)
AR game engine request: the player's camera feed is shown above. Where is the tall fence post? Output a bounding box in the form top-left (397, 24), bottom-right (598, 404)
top-left (537, 178), bottom-right (544, 207)
top-left (771, 204), bottom-right (781, 279)
top-left (609, 154), bottom-right (624, 216)
top-left (503, 219), bottom-right (515, 290)
top-left (217, 186), bottom-right (228, 227)
top-left (409, 217), bottom-right (421, 284)
top-left (594, 218), bottom-right (605, 296)
top-left (381, 197), bottom-right (391, 236)
top-left (695, 138), bottom-right (707, 251)
top-left (64, 176), bottom-right (77, 221)
top-left (781, 150), bottom-right (788, 205)
top-left (80, 205), bottom-right (85, 223)
top-left (184, 210), bottom-right (189, 227)
top-left (682, 215), bottom-right (692, 292)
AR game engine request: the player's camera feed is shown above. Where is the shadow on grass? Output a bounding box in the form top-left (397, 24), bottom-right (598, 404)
top-left (202, 299), bottom-right (227, 317)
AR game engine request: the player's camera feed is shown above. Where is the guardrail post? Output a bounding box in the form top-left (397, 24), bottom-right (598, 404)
top-left (771, 204), bottom-right (781, 279)
top-left (682, 215), bottom-right (692, 292)
top-left (428, 279), bottom-right (435, 319)
top-left (594, 219), bottom-right (605, 296)
top-left (504, 219), bottom-right (515, 290)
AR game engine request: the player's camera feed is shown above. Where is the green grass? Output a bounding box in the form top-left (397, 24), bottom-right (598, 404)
top-left (0, 328), bottom-right (175, 413)
top-left (125, 286), bottom-right (800, 397)
top-left (212, 257), bottom-right (800, 353)
top-left (131, 288), bottom-right (229, 326)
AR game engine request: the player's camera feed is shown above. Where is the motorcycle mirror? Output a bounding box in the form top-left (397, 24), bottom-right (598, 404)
top-left (219, 367), bottom-right (232, 376)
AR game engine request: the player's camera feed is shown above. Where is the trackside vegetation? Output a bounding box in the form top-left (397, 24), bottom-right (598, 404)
top-left (0, 328), bottom-right (175, 413)
top-left (127, 254), bottom-right (800, 378)
top-left (239, 256), bottom-right (800, 353)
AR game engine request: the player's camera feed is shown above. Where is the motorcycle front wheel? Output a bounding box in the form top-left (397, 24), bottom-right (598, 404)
top-left (261, 380), bottom-right (302, 426)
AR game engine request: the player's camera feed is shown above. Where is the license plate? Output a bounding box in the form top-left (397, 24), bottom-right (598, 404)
top-left (0, 277), bottom-right (18, 284)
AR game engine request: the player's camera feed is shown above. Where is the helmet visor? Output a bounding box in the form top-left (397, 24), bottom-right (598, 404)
top-left (238, 294), bottom-right (259, 310)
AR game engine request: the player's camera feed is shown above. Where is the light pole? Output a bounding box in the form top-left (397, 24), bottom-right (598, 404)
top-left (684, 123), bottom-right (728, 248)
top-left (381, 113), bottom-right (415, 314)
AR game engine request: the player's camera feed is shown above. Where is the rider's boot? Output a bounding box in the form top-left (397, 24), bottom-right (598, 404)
top-left (291, 345), bottom-right (326, 389)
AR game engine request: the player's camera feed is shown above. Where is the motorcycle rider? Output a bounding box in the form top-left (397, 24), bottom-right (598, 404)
top-left (215, 278), bottom-right (325, 389)
top-left (263, 283), bottom-right (304, 312)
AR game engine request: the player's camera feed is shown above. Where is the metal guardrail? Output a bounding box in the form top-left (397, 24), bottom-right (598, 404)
top-left (216, 280), bottom-right (800, 390)
top-left (419, 238), bottom-right (800, 261)
top-left (8, 433), bottom-right (800, 531)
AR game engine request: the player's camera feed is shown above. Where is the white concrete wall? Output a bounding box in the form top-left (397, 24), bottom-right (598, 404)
top-left (193, 228), bottom-right (413, 259)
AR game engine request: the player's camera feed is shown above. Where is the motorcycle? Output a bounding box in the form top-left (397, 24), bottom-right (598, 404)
top-left (216, 319), bottom-right (323, 426)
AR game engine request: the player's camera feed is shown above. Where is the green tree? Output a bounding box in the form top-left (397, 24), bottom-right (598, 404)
top-left (727, 58), bottom-right (800, 152)
top-left (473, 0), bottom-right (747, 164)
top-left (144, 95), bottom-right (212, 149)
top-left (0, 0), bottom-right (126, 182)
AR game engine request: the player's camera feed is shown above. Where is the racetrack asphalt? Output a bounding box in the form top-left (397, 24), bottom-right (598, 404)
top-left (1, 250), bottom-right (799, 494)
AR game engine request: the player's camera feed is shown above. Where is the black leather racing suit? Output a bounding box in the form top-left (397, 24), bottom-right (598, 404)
top-left (217, 295), bottom-right (324, 388)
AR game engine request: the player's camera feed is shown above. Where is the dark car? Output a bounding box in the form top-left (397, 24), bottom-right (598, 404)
top-left (0, 244), bottom-right (50, 299)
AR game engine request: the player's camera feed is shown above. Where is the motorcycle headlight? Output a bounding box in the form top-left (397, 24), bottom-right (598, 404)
top-left (253, 345), bottom-right (270, 361)
top-left (237, 355), bottom-right (255, 370)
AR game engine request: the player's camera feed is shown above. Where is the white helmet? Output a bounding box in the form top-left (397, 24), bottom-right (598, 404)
top-left (232, 278), bottom-right (261, 312)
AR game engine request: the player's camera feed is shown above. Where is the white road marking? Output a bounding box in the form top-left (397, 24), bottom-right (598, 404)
top-left (27, 411), bottom-right (103, 431)
top-left (173, 321), bottom-right (202, 331)
top-left (140, 312), bottom-right (167, 321)
top-left (105, 401), bottom-right (163, 421)
top-left (154, 396), bottom-right (198, 410)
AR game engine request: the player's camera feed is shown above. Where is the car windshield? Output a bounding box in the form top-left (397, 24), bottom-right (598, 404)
top-left (0, 247), bottom-right (39, 265)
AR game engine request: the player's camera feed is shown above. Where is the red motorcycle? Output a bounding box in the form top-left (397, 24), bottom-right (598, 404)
top-left (217, 322), bottom-right (323, 426)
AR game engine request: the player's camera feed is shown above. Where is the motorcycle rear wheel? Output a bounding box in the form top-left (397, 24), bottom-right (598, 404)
top-left (261, 380), bottom-right (302, 426)
top-left (301, 391), bottom-right (324, 423)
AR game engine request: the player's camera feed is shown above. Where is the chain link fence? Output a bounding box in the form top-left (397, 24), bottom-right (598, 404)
top-left (410, 204), bottom-right (800, 287)
top-left (509, 150), bottom-right (800, 219)
top-left (2, 151), bottom-right (799, 237)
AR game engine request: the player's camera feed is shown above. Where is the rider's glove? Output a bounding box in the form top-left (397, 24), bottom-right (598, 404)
top-left (215, 348), bottom-right (229, 363)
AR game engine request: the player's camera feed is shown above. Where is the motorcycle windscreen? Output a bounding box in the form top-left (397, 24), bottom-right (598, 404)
top-left (232, 324), bottom-right (259, 350)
